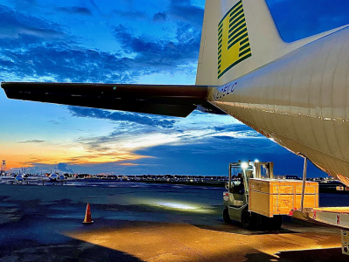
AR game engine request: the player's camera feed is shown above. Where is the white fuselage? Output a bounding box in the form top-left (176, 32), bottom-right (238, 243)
top-left (209, 26), bottom-right (349, 186)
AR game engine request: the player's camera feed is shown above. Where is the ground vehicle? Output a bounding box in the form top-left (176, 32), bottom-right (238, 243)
top-left (223, 160), bottom-right (282, 230)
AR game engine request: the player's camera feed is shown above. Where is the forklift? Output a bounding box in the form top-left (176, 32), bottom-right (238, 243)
top-left (223, 160), bottom-right (283, 230)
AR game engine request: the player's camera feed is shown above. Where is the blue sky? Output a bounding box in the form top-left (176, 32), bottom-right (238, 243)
top-left (0, 0), bottom-right (348, 177)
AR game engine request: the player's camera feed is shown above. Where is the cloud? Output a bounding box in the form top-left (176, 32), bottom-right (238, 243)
top-left (151, 0), bottom-right (204, 28)
top-left (67, 106), bottom-right (177, 128)
top-left (214, 124), bottom-right (254, 132)
top-left (0, 5), bottom-right (150, 83)
top-left (17, 140), bottom-right (45, 143)
top-left (0, 15), bottom-right (200, 84)
top-left (13, 0), bottom-right (38, 11)
top-left (127, 135), bottom-right (326, 177)
top-left (113, 10), bottom-right (147, 20)
top-left (0, 1), bottom-right (204, 84)
top-left (0, 40), bottom-right (135, 82)
top-left (16, 132), bottom-right (288, 175)
top-left (85, 0), bottom-right (102, 15)
top-left (213, 124), bottom-right (263, 137)
top-left (69, 116), bottom-right (264, 169)
top-left (113, 22), bottom-right (201, 69)
top-left (76, 125), bottom-right (179, 154)
top-left (153, 12), bottom-right (167, 22)
top-left (213, 136), bottom-right (235, 140)
top-left (56, 7), bottom-right (92, 16)
top-left (119, 163), bottom-right (139, 166)
top-left (0, 5), bottom-right (65, 40)
top-left (166, 0), bottom-right (204, 28)
top-left (57, 0), bottom-right (102, 17)
top-left (57, 163), bottom-right (74, 173)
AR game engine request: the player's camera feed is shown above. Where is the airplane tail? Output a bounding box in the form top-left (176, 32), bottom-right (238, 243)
top-left (196, 0), bottom-right (343, 86)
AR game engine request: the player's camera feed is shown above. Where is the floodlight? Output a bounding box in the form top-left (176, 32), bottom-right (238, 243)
top-left (241, 162), bottom-right (248, 169)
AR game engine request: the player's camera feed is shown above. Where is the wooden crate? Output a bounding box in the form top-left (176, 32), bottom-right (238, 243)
top-left (249, 178), bottom-right (319, 217)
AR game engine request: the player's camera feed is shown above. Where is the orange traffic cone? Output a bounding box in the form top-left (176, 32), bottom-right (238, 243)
top-left (82, 203), bottom-right (94, 224)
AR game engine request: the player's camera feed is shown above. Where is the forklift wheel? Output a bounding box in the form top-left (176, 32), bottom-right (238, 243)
top-left (223, 208), bottom-right (231, 224)
top-left (241, 209), bottom-right (256, 229)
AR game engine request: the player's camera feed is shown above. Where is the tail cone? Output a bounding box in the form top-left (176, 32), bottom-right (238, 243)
top-left (82, 203), bottom-right (94, 224)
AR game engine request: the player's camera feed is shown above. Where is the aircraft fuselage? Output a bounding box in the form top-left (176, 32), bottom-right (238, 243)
top-left (209, 26), bottom-right (349, 185)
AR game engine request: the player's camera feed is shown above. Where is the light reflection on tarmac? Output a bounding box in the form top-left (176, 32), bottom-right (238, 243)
top-left (0, 182), bottom-right (347, 261)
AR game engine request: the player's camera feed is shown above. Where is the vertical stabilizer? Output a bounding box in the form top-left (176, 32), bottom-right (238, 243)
top-left (196, 0), bottom-right (345, 86)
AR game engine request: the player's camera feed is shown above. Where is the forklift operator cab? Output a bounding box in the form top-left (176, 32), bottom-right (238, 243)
top-left (227, 173), bottom-right (244, 194)
top-left (236, 173), bottom-right (244, 194)
top-left (224, 161), bottom-right (255, 206)
top-left (223, 160), bottom-right (282, 230)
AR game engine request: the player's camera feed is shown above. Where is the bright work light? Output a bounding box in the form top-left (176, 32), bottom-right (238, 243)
top-left (241, 162), bottom-right (248, 169)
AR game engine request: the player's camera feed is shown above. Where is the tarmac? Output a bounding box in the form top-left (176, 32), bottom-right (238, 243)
top-left (0, 182), bottom-right (348, 262)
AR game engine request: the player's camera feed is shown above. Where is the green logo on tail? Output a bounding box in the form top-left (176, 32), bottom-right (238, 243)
top-left (218, 0), bottom-right (252, 79)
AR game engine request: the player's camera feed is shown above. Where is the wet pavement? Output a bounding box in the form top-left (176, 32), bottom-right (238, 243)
top-left (0, 182), bottom-right (347, 261)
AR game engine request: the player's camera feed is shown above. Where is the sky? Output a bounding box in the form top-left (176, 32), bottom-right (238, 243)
top-left (0, 0), bottom-right (348, 177)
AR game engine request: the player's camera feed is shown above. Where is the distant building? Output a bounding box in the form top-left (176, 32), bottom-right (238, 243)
top-left (286, 175), bottom-right (299, 180)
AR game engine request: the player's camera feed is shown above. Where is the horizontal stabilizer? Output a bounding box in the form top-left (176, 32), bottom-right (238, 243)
top-left (1, 82), bottom-right (225, 117)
